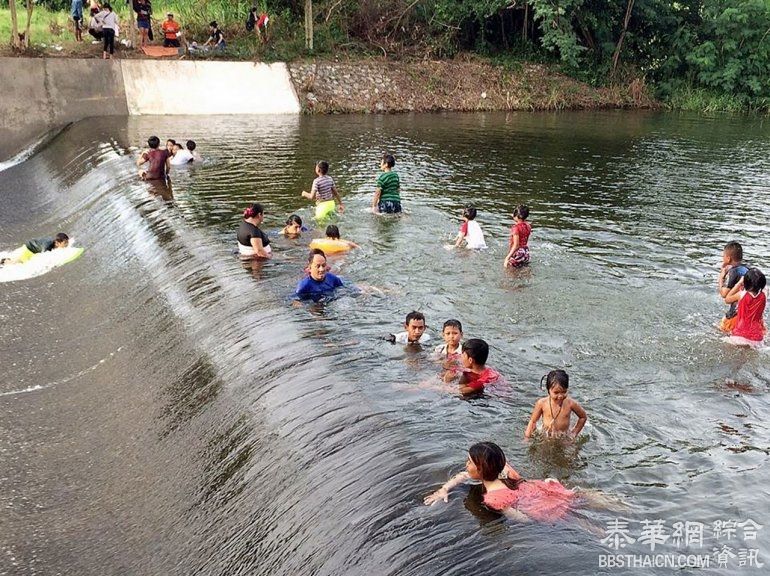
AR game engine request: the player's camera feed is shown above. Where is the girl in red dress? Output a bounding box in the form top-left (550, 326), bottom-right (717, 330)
top-left (725, 268), bottom-right (767, 348)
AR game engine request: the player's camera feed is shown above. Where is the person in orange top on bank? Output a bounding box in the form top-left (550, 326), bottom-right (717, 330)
top-left (161, 13), bottom-right (181, 47)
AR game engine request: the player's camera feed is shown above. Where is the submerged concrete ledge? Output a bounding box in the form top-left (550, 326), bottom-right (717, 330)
top-left (0, 57), bottom-right (301, 161)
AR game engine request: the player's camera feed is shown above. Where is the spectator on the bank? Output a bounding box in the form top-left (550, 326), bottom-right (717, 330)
top-left (161, 12), bottom-right (181, 48)
top-left (87, 12), bottom-right (103, 41)
top-left (246, 7), bottom-right (269, 43)
top-left (95, 3), bottom-right (117, 59)
top-left (204, 21), bottom-right (225, 51)
top-left (71, 0), bottom-right (84, 42)
top-left (88, 0), bottom-right (100, 16)
top-left (133, 0), bottom-right (152, 48)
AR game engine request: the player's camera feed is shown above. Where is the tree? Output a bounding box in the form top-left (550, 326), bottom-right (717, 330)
top-left (305, 0), bottom-right (314, 50)
top-left (9, 0), bottom-right (35, 50)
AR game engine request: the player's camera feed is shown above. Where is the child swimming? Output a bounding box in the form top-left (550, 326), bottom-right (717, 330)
top-left (503, 204), bottom-right (531, 268)
top-left (453, 206), bottom-right (487, 249)
top-left (458, 338), bottom-right (499, 394)
top-left (524, 370), bottom-right (587, 439)
top-left (717, 241), bottom-right (749, 333)
top-left (0, 233), bottom-right (70, 265)
top-left (309, 225), bottom-right (360, 254)
top-left (434, 319), bottom-right (463, 382)
top-left (301, 161), bottom-right (344, 220)
top-left (280, 215), bottom-right (305, 238)
top-left (390, 311), bottom-right (431, 345)
top-left (724, 267), bottom-right (767, 347)
top-left (423, 442), bottom-right (577, 523)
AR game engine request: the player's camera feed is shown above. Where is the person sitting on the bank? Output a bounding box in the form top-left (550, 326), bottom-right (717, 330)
top-left (161, 12), bottom-right (181, 48)
top-left (170, 142), bottom-right (193, 165)
top-left (372, 153), bottom-right (401, 214)
top-left (137, 135), bottom-right (170, 181)
top-left (1, 233), bottom-right (70, 266)
top-left (204, 21), bottom-right (225, 51)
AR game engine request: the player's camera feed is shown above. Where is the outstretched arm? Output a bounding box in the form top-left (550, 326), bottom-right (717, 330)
top-left (424, 471), bottom-right (471, 505)
top-left (524, 400), bottom-right (543, 438)
top-left (301, 190), bottom-right (315, 200)
top-left (570, 401), bottom-right (588, 438)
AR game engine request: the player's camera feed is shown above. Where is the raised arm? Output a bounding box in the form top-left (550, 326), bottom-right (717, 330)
top-left (724, 277), bottom-right (744, 304)
top-left (423, 471), bottom-right (471, 505)
top-left (524, 400), bottom-right (544, 438)
top-left (570, 400), bottom-right (588, 438)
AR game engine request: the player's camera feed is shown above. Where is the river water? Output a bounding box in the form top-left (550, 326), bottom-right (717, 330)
top-left (1, 111), bottom-right (769, 575)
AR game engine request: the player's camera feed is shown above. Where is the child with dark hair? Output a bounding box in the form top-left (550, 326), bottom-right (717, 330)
top-left (309, 225), bottom-right (359, 253)
top-left (1, 233), bottom-right (70, 266)
top-left (504, 204), bottom-right (531, 268)
top-left (295, 249), bottom-right (345, 300)
top-left (373, 153), bottom-right (401, 214)
top-left (724, 267), bottom-right (767, 347)
top-left (137, 135), bottom-right (170, 181)
top-left (237, 203), bottom-right (271, 259)
top-left (717, 241), bottom-right (749, 333)
top-left (524, 370), bottom-right (587, 439)
top-left (204, 21), bottom-right (225, 50)
top-left (435, 319), bottom-right (463, 382)
top-left (452, 206), bottom-right (487, 249)
top-left (390, 311), bottom-right (430, 344)
top-left (301, 161), bottom-right (344, 220)
top-left (458, 339), bottom-right (499, 394)
top-left (280, 214), bottom-right (305, 238)
top-left (186, 140), bottom-right (201, 162)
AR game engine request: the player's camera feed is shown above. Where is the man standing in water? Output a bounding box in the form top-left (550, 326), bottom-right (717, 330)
top-left (137, 136), bottom-right (171, 181)
top-left (372, 153), bottom-right (401, 214)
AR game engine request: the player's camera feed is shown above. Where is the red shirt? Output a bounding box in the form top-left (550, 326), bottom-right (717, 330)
top-left (510, 221), bottom-right (531, 248)
top-left (142, 149), bottom-right (169, 180)
top-left (464, 367), bottom-right (500, 391)
top-left (732, 291), bottom-right (766, 341)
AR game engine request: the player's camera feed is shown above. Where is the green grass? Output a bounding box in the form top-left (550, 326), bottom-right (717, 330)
top-left (664, 85), bottom-right (770, 114)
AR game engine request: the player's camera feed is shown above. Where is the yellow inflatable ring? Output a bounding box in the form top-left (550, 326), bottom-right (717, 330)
top-left (309, 238), bottom-right (353, 254)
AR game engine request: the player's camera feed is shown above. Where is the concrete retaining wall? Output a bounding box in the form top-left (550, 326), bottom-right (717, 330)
top-left (0, 57), bottom-right (301, 161)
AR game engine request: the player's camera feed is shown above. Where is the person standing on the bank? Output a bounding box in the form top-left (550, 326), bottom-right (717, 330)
top-left (133, 0), bottom-right (152, 48)
top-left (95, 3), bottom-right (118, 59)
top-left (372, 153), bottom-right (401, 214)
top-left (161, 12), bottom-right (181, 48)
top-left (71, 0), bottom-right (84, 42)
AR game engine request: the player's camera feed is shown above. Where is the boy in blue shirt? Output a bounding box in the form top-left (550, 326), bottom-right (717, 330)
top-left (295, 249), bottom-right (344, 300)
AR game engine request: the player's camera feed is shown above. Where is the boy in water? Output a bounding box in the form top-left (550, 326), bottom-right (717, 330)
top-left (390, 311), bottom-right (430, 345)
top-left (137, 136), bottom-right (171, 181)
top-left (372, 153), bottom-right (401, 214)
top-left (717, 241), bottom-right (749, 333)
top-left (458, 338), bottom-right (499, 395)
top-left (435, 319), bottom-right (463, 382)
top-left (1, 233), bottom-right (69, 265)
top-left (295, 249), bottom-right (344, 300)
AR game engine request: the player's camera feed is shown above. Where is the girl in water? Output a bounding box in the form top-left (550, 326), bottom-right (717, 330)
top-left (524, 370), bottom-right (587, 439)
top-left (503, 204), bottom-right (531, 268)
top-left (279, 214), bottom-right (305, 238)
top-left (424, 442), bottom-right (577, 522)
top-left (724, 267), bottom-right (767, 348)
top-left (237, 203), bottom-right (272, 259)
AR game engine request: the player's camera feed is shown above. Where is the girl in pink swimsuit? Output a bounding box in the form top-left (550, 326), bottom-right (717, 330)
top-left (423, 441), bottom-right (576, 522)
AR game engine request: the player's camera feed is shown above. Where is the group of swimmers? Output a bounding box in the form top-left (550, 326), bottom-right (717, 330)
top-left (717, 241), bottom-right (767, 348)
top-left (136, 136), bottom-right (201, 182)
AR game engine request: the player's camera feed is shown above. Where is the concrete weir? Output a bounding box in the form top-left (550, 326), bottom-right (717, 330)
top-left (0, 57), bottom-right (301, 161)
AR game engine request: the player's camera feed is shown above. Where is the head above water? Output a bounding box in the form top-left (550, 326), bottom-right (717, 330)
top-left (325, 225), bottom-right (340, 239)
top-left (381, 153), bottom-right (396, 169)
top-left (443, 319), bottom-right (462, 333)
top-left (243, 203), bottom-right (264, 220)
top-left (308, 248), bottom-right (327, 281)
top-left (404, 311), bottom-right (426, 341)
top-left (54, 232), bottom-right (69, 248)
top-left (147, 135), bottom-right (160, 149)
top-left (172, 143), bottom-right (183, 152)
top-left (463, 206), bottom-right (477, 221)
top-left (723, 241), bottom-right (743, 264)
top-left (467, 442), bottom-right (506, 482)
top-left (541, 369), bottom-right (569, 392)
top-left (186, 140), bottom-right (196, 152)
top-left (743, 268), bottom-right (766, 295)
top-left (462, 338), bottom-right (489, 366)
top-left (316, 160), bottom-right (329, 175)
top-left (514, 204), bottom-right (529, 221)
top-left (286, 214), bottom-right (303, 227)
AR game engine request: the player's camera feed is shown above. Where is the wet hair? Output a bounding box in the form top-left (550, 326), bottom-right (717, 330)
top-left (285, 214), bottom-right (302, 226)
top-left (462, 338), bottom-right (489, 366)
top-left (382, 153), bottom-right (396, 168)
top-left (405, 310), bottom-right (425, 325)
top-left (166, 139), bottom-right (176, 146)
top-left (514, 204), bottom-right (529, 220)
top-left (54, 232), bottom-right (69, 244)
top-left (316, 160), bottom-right (329, 175)
top-left (468, 442), bottom-right (524, 490)
top-left (724, 241), bottom-right (743, 262)
top-left (147, 136), bottom-right (160, 149)
top-left (743, 268), bottom-right (766, 295)
top-left (186, 140), bottom-right (197, 151)
top-left (210, 21), bottom-right (218, 28)
top-left (443, 319), bottom-right (463, 332)
top-left (325, 224), bottom-right (340, 239)
top-left (463, 206), bottom-right (477, 221)
top-left (243, 203), bottom-right (264, 219)
top-left (308, 248), bottom-right (326, 262)
top-left (541, 369), bottom-right (569, 391)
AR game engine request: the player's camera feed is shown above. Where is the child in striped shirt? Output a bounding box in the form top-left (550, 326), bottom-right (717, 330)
top-left (301, 160), bottom-right (345, 220)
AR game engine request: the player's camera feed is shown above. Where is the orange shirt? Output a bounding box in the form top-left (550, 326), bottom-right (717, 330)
top-left (162, 19), bottom-right (180, 40)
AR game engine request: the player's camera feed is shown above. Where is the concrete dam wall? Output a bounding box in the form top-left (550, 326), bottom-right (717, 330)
top-left (0, 58), bottom-right (301, 161)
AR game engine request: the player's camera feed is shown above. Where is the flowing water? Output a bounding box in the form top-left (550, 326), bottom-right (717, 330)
top-left (1, 111), bottom-right (769, 575)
